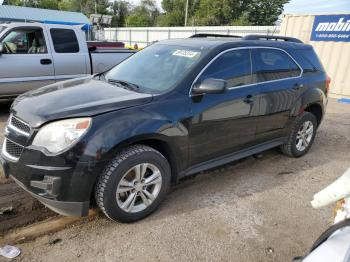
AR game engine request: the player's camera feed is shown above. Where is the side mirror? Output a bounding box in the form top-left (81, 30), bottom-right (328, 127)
top-left (192, 78), bottom-right (228, 95)
top-left (0, 43), bottom-right (3, 55)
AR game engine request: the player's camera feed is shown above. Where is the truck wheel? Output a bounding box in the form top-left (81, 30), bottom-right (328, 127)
top-left (95, 145), bottom-right (171, 223)
top-left (280, 112), bottom-right (317, 158)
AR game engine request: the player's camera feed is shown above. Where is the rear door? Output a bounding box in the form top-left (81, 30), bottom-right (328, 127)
top-left (0, 26), bottom-right (55, 96)
top-left (251, 48), bottom-right (303, 142)
top-left (189, 48), bottom-right (260, 165)
top-left (48, 27), bottom-right (88, 82)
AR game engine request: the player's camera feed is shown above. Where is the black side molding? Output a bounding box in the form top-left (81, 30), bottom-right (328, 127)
top-left (179, 137), bottom-right (287, 178)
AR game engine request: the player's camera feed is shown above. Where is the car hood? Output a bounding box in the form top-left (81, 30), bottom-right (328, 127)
top-left (11, 76), bottom-right (153, 128)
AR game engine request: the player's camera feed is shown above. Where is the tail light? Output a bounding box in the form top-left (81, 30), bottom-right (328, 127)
top-left (325, 76), bottom-right (331, 95)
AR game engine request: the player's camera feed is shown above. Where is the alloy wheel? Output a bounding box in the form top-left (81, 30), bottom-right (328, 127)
top-left (116, 163), bottom-right (162, 213)
top-left (296, 120), bottom-right (314, 151)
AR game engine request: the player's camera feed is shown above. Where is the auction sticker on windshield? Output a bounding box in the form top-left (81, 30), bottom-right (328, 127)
top-left (173, 50), bottom-right (200, 58)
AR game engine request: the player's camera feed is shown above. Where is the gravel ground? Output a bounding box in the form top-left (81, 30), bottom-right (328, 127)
top-left (2, 98), bottom-right (350, 262)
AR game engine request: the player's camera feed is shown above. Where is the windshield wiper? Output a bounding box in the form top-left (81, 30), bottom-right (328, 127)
top-left (107, 79), bottom-right (140, 92)
top-left (94, 72), bottom-right (106, 81)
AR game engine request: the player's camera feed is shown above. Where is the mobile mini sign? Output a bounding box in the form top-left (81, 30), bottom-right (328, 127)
top-left (311, 14), bottom-right (350, 42)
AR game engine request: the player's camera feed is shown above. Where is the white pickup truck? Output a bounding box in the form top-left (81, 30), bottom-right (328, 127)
top-left (0, 22), bottom-right (136, 97)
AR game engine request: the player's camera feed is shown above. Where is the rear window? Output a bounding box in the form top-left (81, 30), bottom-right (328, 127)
top-left (50, 29), bottom-right (79, 53)
top-left (252, 49), bottom-right (301, 83)
top-left (301, 48), bottom-right (325, 73)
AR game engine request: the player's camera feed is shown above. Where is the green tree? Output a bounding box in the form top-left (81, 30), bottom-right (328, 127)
top-left (1, 0), bottom-right (40, 7)
top-left (160, 0), bottom-right (288, 26)
top-left (158, 0), bottom-right (199, 26)
top-left (111, 1), bottom-right (130, 27)
top-left (193, 0), bottom-right (245, 26)
top-left (244, 0), bottom-right (289, 25)
top-left (58, 0), bottom-right (81, 12)
top-left (1, 0), bottom-right (11, 4)
top-left (2, 0), bottom-right (111, 16)
top-left (39, 0), bottom-right (59, 10)
top-left (126, 0), bottom-right (159, 27)
top-left (60, 0), bottom-right (110, 15)
top-left (231, 12), bottom-right (251, 26)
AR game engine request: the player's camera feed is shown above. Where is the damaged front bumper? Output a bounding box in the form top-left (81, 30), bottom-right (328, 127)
top-left (0, 149), bottom-right (105, 217)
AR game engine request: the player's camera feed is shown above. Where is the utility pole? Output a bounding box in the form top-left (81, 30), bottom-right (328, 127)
top-left (95, 0), bottom-right (97, 14)
top-left (184, 0), bottom-right (189, 27)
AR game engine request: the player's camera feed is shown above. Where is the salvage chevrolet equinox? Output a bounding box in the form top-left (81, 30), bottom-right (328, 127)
top-left (1, 34), bottom-right (328, 222)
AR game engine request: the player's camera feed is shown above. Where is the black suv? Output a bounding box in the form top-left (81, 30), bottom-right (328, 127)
top-left (1, 35), bottom-right (328, 222)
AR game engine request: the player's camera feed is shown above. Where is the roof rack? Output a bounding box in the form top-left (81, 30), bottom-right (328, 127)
top-left (243, 34), bottom-right (303, 43)
top-left (190, 33), bottom-right (242, 39)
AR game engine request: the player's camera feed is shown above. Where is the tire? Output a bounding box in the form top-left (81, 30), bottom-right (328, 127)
top-left (280, 112), bottom-right (318, 158)
top-left (95, 145), bottom-right (171, 223)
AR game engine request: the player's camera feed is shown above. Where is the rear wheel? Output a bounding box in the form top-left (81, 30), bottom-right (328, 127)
top-left (95, 145), bottom-right (171, 222)
top-left (280, 112), bottom-right (317, 158)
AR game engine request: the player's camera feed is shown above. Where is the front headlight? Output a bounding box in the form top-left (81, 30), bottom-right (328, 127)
top-left (32, 118), bottom-right (91, 154)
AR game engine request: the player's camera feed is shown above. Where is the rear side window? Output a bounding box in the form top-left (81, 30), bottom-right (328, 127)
top-left (301, 48), bottom-right (325, 72)
top-left (199, 49), bottom-right (252, 87)
top-left (252, 49), bottom-right (301, 83)
top-left (50, 29), bottom-right (79, 53)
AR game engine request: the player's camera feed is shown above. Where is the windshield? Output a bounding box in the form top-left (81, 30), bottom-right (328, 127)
top-left (105, 44), bottom-right (205, 94)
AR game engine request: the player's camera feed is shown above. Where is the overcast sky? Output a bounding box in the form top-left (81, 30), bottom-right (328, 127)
top-left (0, 0), bottom-right (349, 14)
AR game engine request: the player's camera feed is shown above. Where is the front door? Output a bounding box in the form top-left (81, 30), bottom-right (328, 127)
top-left (0, 27), bottom-right (55, 96)
top-left (188, 49), bottom-right (260, 165)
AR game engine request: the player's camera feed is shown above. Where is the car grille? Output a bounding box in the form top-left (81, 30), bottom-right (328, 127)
top-left (8, 115), bottom-right (31, 135)
top-left (2, 138), bottom-right (24, 161)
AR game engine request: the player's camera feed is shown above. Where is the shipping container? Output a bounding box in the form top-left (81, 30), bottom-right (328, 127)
top-left (280, 14), bottom-right (350, 98)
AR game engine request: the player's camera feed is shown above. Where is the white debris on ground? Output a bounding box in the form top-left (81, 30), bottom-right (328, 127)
top-left (0, 245), bottom-right (21, 259)
top-left (311, 168), bottom-right (350, 209)
top-left (334, 199), bottom-right (350, 224)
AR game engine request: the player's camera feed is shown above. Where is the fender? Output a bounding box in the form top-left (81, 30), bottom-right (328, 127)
top-left (81, 104), bottom-right (190, 172)
top-left (71, 105), bottom-right (190, 201)
top-left (291, 86), bottom-right (327, 118)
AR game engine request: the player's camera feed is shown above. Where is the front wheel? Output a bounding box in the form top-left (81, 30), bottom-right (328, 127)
top-left (280, 112), bottom-right (318, 158)
top-left (95, 145), bottom-right (171, 223)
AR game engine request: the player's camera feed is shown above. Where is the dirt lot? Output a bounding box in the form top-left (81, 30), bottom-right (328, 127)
top-left (1, 98), bottom-right (350, 262)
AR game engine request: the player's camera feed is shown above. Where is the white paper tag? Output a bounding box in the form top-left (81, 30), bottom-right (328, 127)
top-left (173, 50), bottom-right (199, 58)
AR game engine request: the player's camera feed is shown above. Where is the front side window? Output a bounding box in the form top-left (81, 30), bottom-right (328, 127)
top-left (252, 49), bottom-right (301, 82)
top-left (1, 28), bottom-right (47, 54)
top-left (50, 29), bottom-right (79, 53)
top-left (198, 49), bottom-right (252, 88)
top-left (105, 44), bottom-right (205, 94)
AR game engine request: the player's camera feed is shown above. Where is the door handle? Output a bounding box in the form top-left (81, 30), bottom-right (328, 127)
top-left (243, 95), bottom-right (254, 104)
top-left (293, 83), bottom-right (303, 90)
top-left (40, 59), bottom-right (52, 65)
